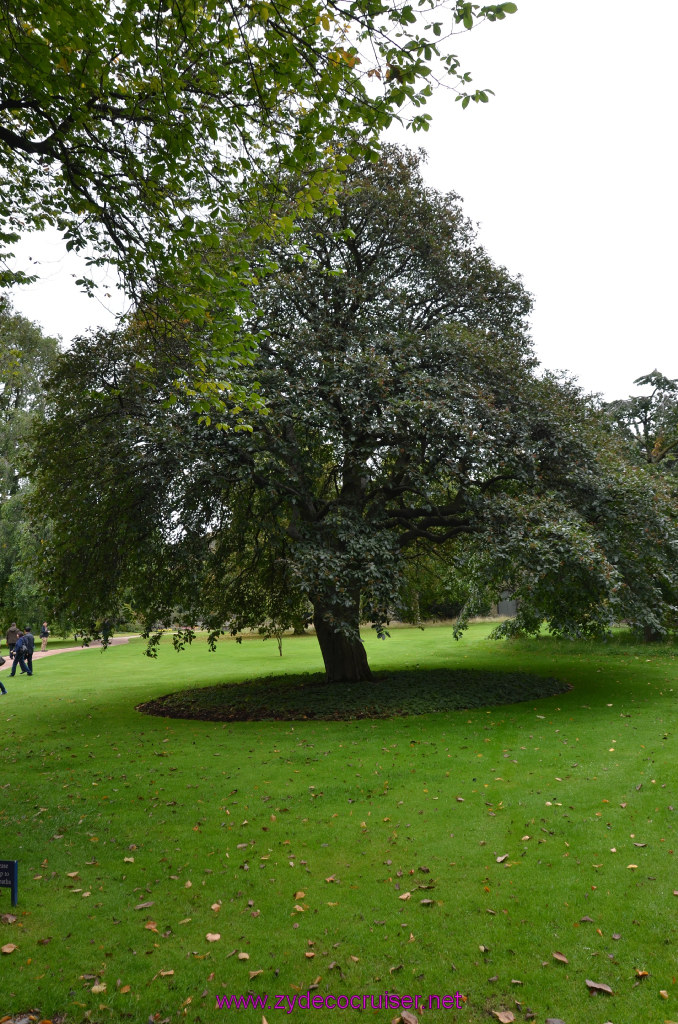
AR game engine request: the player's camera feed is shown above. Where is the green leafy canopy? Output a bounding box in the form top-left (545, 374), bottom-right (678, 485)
top-left (1, 0), bottom-right (517, 404)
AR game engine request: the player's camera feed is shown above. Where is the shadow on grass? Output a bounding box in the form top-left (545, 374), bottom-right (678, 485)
top-left (136, 667), bottom-right (572, 721)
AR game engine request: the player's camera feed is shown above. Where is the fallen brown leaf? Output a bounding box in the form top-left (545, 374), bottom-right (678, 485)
top-left (552, 951), bottom-right (568, 964)
top-left (1, 943), bottom-right (17, 954)
top-left (491, 1012), bottom-right (515, 1023)
top-left (585, 979), bottom-right (613, 994)
top-left (206, 933), bottom-right (221, 942)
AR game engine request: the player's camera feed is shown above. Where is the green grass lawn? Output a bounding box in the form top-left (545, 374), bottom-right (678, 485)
top-left (1, 624), bottom-right (678, 1023)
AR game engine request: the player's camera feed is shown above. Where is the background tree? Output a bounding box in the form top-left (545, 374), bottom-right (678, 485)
top-left (398, 542), bottom-right (480, 623)
top-left (0, 299), bottom-right (58, 625)
top-left (30, 149), bottom-right (678, 680)
top-left (602, 370), bottom-right (678, 640)
top-left (1, 0), bottom-right (516, 406)
top-left (605, 371), bottom-right (678, 473)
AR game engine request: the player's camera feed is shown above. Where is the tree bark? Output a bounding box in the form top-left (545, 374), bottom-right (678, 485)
top-left (313, 603), bottom-right (373, 682)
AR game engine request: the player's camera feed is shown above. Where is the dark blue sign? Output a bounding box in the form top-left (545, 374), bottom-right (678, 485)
top-left (0, 860), bottom-right (18, 906)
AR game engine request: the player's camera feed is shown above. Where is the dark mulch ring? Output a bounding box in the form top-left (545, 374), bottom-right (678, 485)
top-left (136, 668), bottom-right (572, 722)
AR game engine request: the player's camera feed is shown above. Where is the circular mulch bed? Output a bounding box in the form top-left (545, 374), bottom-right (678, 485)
top-left (136, 668), bottom-right (571, 722)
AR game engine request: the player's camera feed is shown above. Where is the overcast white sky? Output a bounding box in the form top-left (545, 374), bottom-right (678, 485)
top-left (8, 0), bottom-right (677, 401)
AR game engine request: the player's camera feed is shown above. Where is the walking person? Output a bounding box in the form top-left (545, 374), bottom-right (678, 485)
top-left (10, 631), bottom-right (30, 677)
top-left (6, 622), bottom-right (19, 657)
top-left (0, 639), bottom-right (6, 693)
top-left (40, 622), bottom-right (49, 653)
top-left (21, 627), bottom-right (34, 675)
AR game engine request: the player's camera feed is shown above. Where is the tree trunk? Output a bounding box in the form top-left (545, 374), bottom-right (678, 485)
top-left (313, 603), bottom-right (373, 682)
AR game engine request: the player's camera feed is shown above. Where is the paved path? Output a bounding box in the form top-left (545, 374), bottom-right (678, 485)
top-left (0, 635), bottom-right (135, 672)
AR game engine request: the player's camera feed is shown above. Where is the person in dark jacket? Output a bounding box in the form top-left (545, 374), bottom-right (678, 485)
top-left (22, 627), bottom-right (34, 675)
top-left (10, 630), bottom-right (31, 677)
top-left (10, 632), bottom-right (25, 676)
top-left (6, 622), bottom-right (19, 656)
top-left (40, 622), bottom-right (50, 653)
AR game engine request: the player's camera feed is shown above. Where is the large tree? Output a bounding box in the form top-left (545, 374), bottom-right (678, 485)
top-left (1, 0), bottom-right (516, 403)
top-left (30, 149), bottom-right (678, 680)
